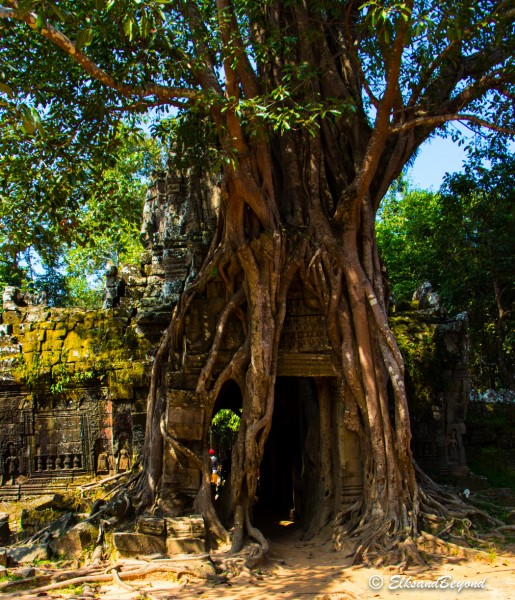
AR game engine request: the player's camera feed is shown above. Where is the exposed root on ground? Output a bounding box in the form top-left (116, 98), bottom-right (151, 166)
top-left (210, 541), bottom-right (267, 574)
top-left (334, 466), bottom-right (507, 569)
top-left (0, 557), bottom-right (218, 598)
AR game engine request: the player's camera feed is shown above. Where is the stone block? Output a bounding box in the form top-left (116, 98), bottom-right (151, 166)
top-left (17, 567), bottom-right (36, 579)
top-left (126, 286), bottom-right (145, 300)
top-left (120, 264), bottom-right (143, 279)
top-left (162, 465), bottom-right (201, 494)
top-left (0, 324), bottom-right (13, 336)
top-left (24, 330), bottom-right (46, 344)
top-left (118, 297), bottom-right (134, 311)
top-left (21, 340), bottom-right (41, 354)
top-left (49, 522), bottom-right (99, 559)
top-left (41, 339), bottom-right (64, 352)
top-left (168, 405), bottom-right (204, 441)
top-left (136, 310), bottom-right (172, 326)
top-left (41, 351), bottom-right (61, 366)
top-left (147, 275), bottom-right (165, 286)
top-left (0, 548), bottom-right (6, 567)
top-left (46, 328), bottom-right (67, 340)
top-left (8, 545), bottom-right (48, 565)
top-left (136, 516), bottom-right (166, 536)
top-left (25, 308), bottom-right (50, 323)
top-left (166, 536), bottom-right (205, 555)
top-left (0, 514), bottom-right (9, 545)
top-left (140, 250), bottom-right (152, 265)
top-left (113, 532), bottom-right (166, 557)
top-left (14, 323), bottom-right (31, 335)
top-left (109, 382), bottom-right (133, 400)
top-left (1, 311), bottom-right (23, 325)
top-left (61, 331), bottom-right (83, 353)
top-left (33, 493), bottom-right (68, 511)
top-left (165, 515), bottom-right (205, 539)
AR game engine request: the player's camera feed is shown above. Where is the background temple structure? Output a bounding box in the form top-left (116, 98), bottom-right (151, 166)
top-left (0, 168), bottom-right (500, 521)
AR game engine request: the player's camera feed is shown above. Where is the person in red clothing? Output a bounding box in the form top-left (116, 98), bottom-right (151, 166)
top-left (209, 448), bottom-right (221, 495)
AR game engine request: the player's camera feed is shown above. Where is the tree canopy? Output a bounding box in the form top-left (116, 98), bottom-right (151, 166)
top-left (2, 0), bottom-right (513, 296)
top-left (1, 0), bottom-right (514, 195)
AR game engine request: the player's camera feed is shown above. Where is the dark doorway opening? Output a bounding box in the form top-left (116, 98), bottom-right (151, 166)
top-left (256, 377), bottom-right (321, 529)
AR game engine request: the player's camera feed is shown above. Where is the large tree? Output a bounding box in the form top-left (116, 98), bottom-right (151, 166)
top-left (1, 0), bottom-right (514, 564)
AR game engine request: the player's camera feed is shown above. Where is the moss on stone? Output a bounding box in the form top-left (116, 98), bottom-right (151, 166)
top-left (390, 313), bottom-right (440, 411)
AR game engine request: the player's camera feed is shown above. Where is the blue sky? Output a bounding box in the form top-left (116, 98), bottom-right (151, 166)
top-left (407, 136), bottom-right (468, 190)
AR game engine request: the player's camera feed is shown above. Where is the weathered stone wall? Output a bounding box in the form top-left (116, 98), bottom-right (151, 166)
top-left (0, 298), bottom-right (152, 490)
top-left (0, 167), bottom-right (219, 497)
top-left (391, 286), bottom-right (470, 483)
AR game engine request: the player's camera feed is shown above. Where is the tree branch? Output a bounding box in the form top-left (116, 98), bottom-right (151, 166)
top-left (0, 3), bottom-right (197, 104)
top-left (389, 113), bottom-right (515, 136)
top-left (334, 0), bottom-right (414, 222)
top-left (216, 0), bottom-right (259, 99)
top-left (408, 3), bottom-right (512, 108)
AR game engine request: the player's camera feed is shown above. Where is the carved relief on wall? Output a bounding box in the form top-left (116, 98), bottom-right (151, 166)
top-left (0, 441), bottom-right (19, 485)
top-left (33, 411), bottom-right (88, 474)
top-left (114, 435), bottom-right (131, 473)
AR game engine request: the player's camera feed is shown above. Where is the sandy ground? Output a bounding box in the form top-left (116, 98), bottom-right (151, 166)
top-left (81, 524), bottom-right (515, 600)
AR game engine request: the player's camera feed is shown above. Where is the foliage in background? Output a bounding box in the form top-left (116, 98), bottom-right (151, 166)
top-left (210, 408), bottom-right (241, 454)
top-left (0, 117), bottom-right (164, 307)
top-left (378, 145), bottom-right (515, 389)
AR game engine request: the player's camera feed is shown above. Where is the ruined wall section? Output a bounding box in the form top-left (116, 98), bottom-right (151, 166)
top-left (134, 167), bottom-right (219, 339)
top-left (390, 285), bottom-right (471, 483)
top-left (0, 296), bottom-right (152, 491)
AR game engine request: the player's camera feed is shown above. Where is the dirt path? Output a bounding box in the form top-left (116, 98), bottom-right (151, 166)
top-left (90, 525), bottom-right (515, 600)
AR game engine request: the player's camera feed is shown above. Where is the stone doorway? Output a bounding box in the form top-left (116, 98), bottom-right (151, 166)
top-left (256, 377), bottom-right (326, 531)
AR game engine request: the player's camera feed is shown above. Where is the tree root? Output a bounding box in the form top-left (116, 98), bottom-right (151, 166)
top-left (332, 465), bottom-right (509, 568)
top-left (211, 541), bottom-right (266, 574)
top-left (0, 560), bottom-right (213, 598)
top-left (418, 531), bottom-right (492, 561)
top-left (110, 567), bottom-right (161, 600)
top-left (0, 565), bottom-right (105, 592)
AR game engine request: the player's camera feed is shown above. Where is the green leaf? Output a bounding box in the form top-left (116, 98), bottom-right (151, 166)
top-left (47, 1), bottom-right (66, 22)
top-left (35, 11), bottom-right (46, 30)
top-left (16, 0), bottom-right (35, 19)
top-left (76, 29), bottom-right (93, 51)
top-left (21, 117), bottom-right (37, 135)
top-left (0, 83), bottom-right (14, 98)
top-left (140, 13), bottom-right (151, 38)
top-left (123, 17), bottom-right (135, 40)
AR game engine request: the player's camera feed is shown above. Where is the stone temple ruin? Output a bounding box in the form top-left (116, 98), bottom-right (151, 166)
top-left (0, 167), bottom-right (480, 552)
